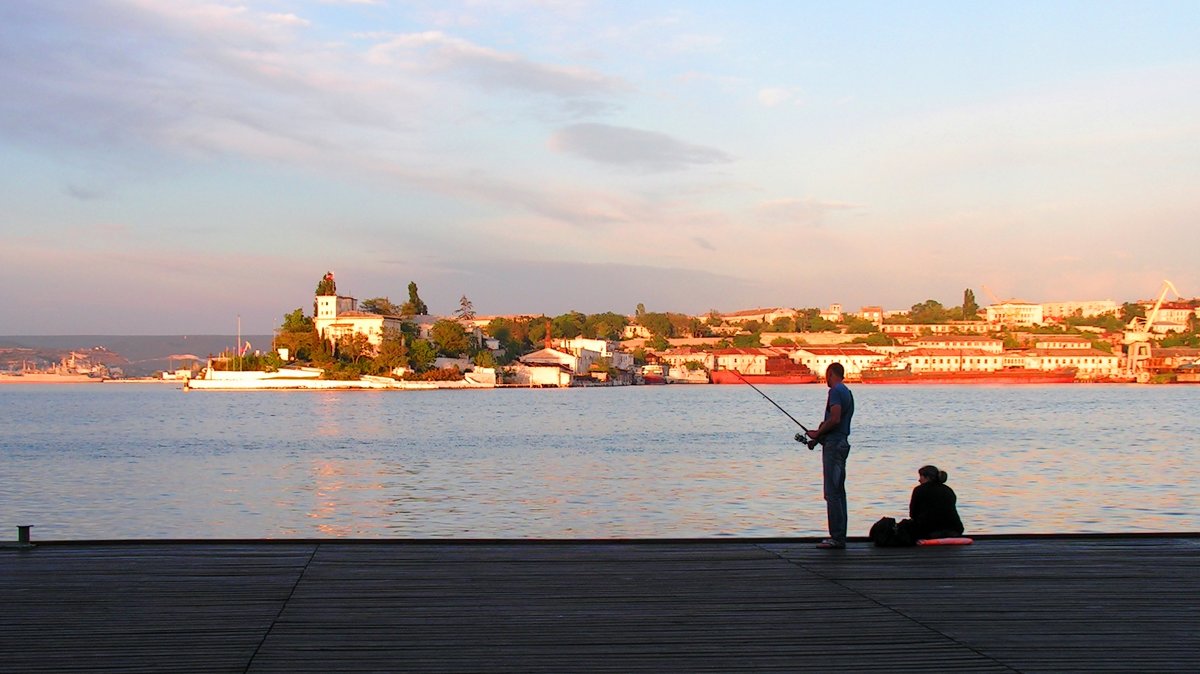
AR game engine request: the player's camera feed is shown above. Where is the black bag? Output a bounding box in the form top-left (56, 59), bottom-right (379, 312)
top-left (869, 516), bottom-right (916, 547)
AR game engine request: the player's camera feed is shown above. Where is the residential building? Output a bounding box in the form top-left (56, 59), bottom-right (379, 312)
top-left (1013, 349), bottom-right (1121, 379)
top-left (552, 337), bottom-right (634, 373)
top-left (857, 306), bottom-right (884, 327)
top-left (789, 346), bottom-right (887, 377)
top-left (895, 348), bottom-right (1006, 373)
top-left (905, 335), bottom-right (1004, 353)
top-left (986, 300), bottom-right (1044, 327)
top-left (1041, 300), bottom-right (1118, 320)
top-left (819, 304), bottom-right (843, 322)
top-left (1147, 302), bottom-right (1197, 327)
top-left (314, 293), bottom-right (407, 350)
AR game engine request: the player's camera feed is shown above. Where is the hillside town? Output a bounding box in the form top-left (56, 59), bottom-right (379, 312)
top-left (176, 273), bottom-right (1200, 389)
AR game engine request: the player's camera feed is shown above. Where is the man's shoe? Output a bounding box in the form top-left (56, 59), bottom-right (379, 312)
top-left (816, 539), bottom-right (846, 549)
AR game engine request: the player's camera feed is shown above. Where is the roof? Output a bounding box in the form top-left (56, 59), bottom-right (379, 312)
top-left (909, 335), bottom-right (1001, 343)
top-left (792, 346), bottom-right (883, 356)
top-left (1026, 348), bottom-right (1119, 357)
top-left (721, 308), bottom-right (786, 318)
top-left (710, 348), bottom-right (774, 356)
top-left (1034, 335), bottom-right (1091, 341)
top-left (900, 348), bottom-right (1001, 357)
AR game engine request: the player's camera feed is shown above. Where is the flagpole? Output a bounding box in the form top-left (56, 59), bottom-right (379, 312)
top-left (237, 315), bottom-right (242, 371)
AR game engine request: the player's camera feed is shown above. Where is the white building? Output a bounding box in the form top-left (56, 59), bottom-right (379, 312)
top-left (1041, 300), bottom-right (1118, 320)
top-left (895, 348), bottom-right (1006, 373)
top-left (313, 294), bottom-right (407, 349)
top-left (1014, 349), bottom-right (1121, 379)
top-left (788, 346), bottom-right (887, 377)
top-left (986, 301), bottom-right (1044, 327)
top-left (905, 335), bottom-right (1004, 353)
top-left (553, 338), bottom-right (634, 373)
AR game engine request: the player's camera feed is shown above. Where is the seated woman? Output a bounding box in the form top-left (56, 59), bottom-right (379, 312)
top-left (903, 465), bottom-right (964, 540)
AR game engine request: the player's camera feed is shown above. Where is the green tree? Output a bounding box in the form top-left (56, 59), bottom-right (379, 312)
top-left (852, 332), bottom-right (894, 346)
top-left (910, 299), bottom-right (951, 324)
top-left (430, 319), bottom-right (470, 357)
top-left (844, 317), bottom-right (877, 334)
top-left (1066, 313), bottom-right (1124, 332)
top-left (276, 310), bottom-right (318, 362)
top-left (770, 336), bottom-right (796, 346)
top-left (732, 333), bottom-right (761, 347)
top-left (315, 271), bottom-right (336, 296)
top-left (408, 339), bottom-right (437, 371)
top-left (360, 297), bottom-right (401, 315)
top-left (667, 312), bottom-right (700, 337)
top-left (402, 282), bottom-right (429, 315)
top-left (646, 334), bottom-right (670, 350)
top-left (583, 312), bottom-right (627, 340)
top-left (771, 315), bottom-right (796, 332)
top-left (962, 289), bottom-right (979, 320)
top-left (335, 332), bottom-right (373, 366)
top-left (473, 350), bottom-right (497, 368)
top-left (280, 308), bottom-right (313, 333)
top-left (1120, 302), bottom-right (1145, 324)
top-left (551, 311), bottom-right (586, 339)
top-left (706, 310), bottom-right (724, 327)
top-left (638, 312), bottom-right (673, 337)
top-left (374, 327), bottom-right (409, 371)
top-left (527, 319), bottom-right (549, 346)
top-left (455, 295), bottom-right (476, 321)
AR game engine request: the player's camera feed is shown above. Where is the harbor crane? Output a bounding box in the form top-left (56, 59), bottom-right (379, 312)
top-left (1124, 279), bottom-right (1182, 379)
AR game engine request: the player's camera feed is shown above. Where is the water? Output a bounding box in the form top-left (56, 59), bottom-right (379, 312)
top-left (2, 383), bottom-right (1197, 539)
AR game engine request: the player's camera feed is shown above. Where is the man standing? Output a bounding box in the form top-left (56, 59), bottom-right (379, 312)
top-left (806, 362), bottom-right (855, 549)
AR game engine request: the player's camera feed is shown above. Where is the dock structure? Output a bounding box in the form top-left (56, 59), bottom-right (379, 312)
top-left (1, 536), bottom-right (1196, 672)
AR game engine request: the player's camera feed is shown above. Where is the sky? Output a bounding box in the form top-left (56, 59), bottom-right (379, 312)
top-left (2, 0), bottom-right (1198, 334)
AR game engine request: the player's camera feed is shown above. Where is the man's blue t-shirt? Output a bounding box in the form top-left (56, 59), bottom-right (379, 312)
top-left (824, 382), bottom-right (854, 438)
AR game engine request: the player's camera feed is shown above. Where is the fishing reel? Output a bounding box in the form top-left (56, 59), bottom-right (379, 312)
top-left (794, 433), bottom-right (819, 450)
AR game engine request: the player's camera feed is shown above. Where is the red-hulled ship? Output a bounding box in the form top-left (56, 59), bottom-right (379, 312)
top-left (859, 366), bottom-right (1077, 384)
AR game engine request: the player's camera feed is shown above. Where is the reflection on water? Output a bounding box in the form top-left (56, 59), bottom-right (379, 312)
top-left (1, 384), bottom-right (1197, 539)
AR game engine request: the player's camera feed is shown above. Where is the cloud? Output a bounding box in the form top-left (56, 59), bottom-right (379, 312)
top-left (65, 184), bottom-right (105, 201)
top-left (264, 13), bottom-right (311, 28)
top-left (365, 31), bottom-right (629, 98)
top-left (415, 258), bottom-right (758, 316)
top-left (548, 123), bottom-right (733, 171)
top-left (757, 87), bottom-right (800, 107)
top-left (755, 198), bottom-right (858, 227)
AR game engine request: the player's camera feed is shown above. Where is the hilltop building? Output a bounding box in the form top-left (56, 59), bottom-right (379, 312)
top-left (986, 300), bottom-right (1044, 327)
top-left (314, 293), bottom-right (407, 349)
top-left (1042, 300), bottom-right (1118, 320)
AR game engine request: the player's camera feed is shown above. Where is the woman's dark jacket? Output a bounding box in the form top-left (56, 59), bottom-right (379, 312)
top-left (908, 481), bottom-right (964, 539)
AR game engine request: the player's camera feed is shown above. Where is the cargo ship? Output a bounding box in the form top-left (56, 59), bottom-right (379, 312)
top-left (859, 366), bottom-right (1077, 384)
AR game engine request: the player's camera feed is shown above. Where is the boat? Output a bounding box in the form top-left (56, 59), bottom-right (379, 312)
top-left (859, 365), bottom-right (1077, 384)
top-left (710, 359), bottom-right (819, 385)
top-left (639, 364), bottom-right (667, 385)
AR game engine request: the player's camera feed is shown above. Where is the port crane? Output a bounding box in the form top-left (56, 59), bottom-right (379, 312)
top-left (1123, 279), bottom-right (1182, 379)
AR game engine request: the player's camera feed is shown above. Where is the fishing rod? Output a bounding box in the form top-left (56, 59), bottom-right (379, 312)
top-left (726, 369), bottom-right (819, 450)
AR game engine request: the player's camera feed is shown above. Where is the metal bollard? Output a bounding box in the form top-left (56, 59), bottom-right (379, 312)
top-left (18, 525), bottom-right (32, 544)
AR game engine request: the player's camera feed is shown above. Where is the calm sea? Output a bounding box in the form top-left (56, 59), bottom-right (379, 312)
top-left (2, 383), bottom-right (1197, 540)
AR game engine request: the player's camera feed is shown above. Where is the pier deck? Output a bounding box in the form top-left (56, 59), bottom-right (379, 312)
top-left (2, 536), bottom-right (1196, 672)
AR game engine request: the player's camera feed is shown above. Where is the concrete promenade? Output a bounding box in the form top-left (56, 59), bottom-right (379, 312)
top-left (1, 535), bottom-right (1197, 672)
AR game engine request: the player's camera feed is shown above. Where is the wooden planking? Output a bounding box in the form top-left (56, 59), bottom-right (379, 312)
top-left (0, 538), bottom-right (1196, 672)
top-left (762, 538), bottom-right (1200, 673)
top-left (0, 544), bottom-right (314, 673)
